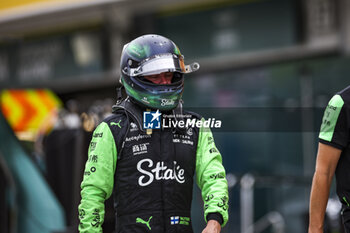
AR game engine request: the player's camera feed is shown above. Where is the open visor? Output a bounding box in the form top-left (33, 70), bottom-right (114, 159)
top-left (124, 53), bottom-right (200, 76)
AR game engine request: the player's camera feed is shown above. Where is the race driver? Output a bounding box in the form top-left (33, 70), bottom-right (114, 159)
top-left (78, 34), bottom-right (229, 233)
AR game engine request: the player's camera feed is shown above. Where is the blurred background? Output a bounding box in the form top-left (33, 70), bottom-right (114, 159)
top-left (0, 0), bottom-right (349, 232)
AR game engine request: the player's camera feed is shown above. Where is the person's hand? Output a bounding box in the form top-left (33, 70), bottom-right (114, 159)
top-left (202, 220), bottom-right (221, 233)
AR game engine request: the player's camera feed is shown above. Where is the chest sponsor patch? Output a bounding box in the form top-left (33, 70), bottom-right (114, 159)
top-left (137, 159), bottom-right (185, 186)
top-left (125, 134), bottom-right (151, 142)
top-left (170, 216), bottom-right (190, 225)
top-left (132, 143), bottom-right (150, 156)
top-left (173, 133), bottom-right (194, 146)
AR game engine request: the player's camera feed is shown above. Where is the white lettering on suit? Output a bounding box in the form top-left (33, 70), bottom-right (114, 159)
top-left (137, 158), bottom-right (185, 186)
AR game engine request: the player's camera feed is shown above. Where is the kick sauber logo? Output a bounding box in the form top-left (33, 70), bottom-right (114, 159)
top-left (143, 110), bottom-right (161, 129)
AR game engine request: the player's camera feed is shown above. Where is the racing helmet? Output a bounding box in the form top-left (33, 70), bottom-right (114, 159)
top-left (120, 34), bottom-right (200, 110)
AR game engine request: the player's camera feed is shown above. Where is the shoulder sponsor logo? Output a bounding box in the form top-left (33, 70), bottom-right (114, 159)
top-left (110, 120), bottom-right (122, 128)
top-left (89, 142), bottom-right (97, 152)
top-left (130, 122), bottom-right (138, 132)
top-left (137, 159), bottom-right (185, 186)
top-left (88, 154), bottom-right (98, 163)
top-left (93, 132), bottom-right (103, 138)
top-left (327, 104), bottom-right (337, 111)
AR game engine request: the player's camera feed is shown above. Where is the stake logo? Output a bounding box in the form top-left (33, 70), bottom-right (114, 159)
top-left (137, 159), bottom-right (185, 186)
top-left (161, 98), bottom-right (175, 107)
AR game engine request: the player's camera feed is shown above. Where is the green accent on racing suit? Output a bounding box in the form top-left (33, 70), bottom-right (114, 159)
top-left (136, 216), bottom-right (153, 230)
top-left (343, 197), bottom-right (350, 207)
top-left (78, 118), bottom-right (228, 232)
top-left (195, 119), bottom-right (229, 226)
top-left (78, 122), bottom-right (117, 232)
top-left (319, 94), bottom-right (344, 142)
top-left (110, 120), bottom-right (122, 128)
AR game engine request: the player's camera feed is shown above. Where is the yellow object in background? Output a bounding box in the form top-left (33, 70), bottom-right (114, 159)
top-left (0, 0), bottom-right (85, 22)
top-left (0, 0), bottom-right (48, 11)
top-left (0, 89), bottom-right (62, 140)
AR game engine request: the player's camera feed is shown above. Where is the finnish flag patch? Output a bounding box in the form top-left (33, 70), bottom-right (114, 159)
top-left (170, 216), bottom-right (179, 225)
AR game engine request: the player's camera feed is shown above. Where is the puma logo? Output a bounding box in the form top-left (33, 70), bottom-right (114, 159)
top-left (136, 216), bottom-right (152, 230)
top-left (110, 120), bottom-right (122, 128)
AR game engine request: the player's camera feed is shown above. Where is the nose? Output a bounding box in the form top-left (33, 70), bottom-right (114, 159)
top-left (159, 74), bottom-right (171, 84)
top-left (158, 73), bottom-right (172, 84)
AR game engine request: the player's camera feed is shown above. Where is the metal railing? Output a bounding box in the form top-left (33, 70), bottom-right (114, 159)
top-left (239, 173), bottom-right (312, 233)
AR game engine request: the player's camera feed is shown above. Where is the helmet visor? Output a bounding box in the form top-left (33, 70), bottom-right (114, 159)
top-left (124, 53), bottom-right (199, 77)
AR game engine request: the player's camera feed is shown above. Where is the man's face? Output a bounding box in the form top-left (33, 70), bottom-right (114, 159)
top-left (143, 72), bottom-right (174, 85)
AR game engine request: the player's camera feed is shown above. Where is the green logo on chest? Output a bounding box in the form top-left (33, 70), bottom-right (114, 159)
top-left (136, 216), bottom-right (152, 230)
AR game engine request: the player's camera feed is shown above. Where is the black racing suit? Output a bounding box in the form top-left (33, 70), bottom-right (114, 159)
top-left (78, 99), bottom-right (229, 232)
